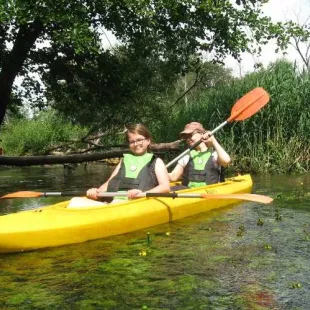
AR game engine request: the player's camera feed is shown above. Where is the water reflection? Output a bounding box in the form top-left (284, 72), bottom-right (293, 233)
top-left (0, 164), bottom-right (113, 214)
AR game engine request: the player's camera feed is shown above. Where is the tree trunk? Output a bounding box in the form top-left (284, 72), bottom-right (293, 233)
top-left (0, 19), bottom-right (43, 126)
top-left (0, 141), bottom-right (182, 166)
top-left (0, 150), bottom-right (127, 166)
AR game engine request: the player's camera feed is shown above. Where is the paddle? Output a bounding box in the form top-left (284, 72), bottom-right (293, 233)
top-left (0, 191), bottom-right (273, 204)
top-left (97, 192), bottom-right (273, 204)
top-left (166, 87), bottom-right (270, 168)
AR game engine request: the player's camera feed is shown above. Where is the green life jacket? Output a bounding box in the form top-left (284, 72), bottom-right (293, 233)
top-left (182, 149), bottom-right (220, 188)
top-left (107, 153), bottom-right (158, 193)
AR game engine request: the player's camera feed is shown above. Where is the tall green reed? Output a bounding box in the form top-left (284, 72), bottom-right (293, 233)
top-left (160, 60), bottom-right (310, 173)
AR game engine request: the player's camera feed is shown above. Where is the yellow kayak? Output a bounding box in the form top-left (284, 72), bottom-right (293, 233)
top-left (0, 174), bottom-right (252, 253)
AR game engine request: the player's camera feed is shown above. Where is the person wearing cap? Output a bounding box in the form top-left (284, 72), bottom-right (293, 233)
top-left (168, 122), bottom-right (231, 188)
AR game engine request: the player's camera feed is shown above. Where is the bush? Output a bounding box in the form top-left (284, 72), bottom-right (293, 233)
top-left (1, 110), bottom-right (88, 155)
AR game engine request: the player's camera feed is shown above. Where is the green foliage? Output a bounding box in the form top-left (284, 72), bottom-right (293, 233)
top-left (43, 51), bottom-right (233, 135)
top-left (42, 46), bottom-right (178, 132)
top-left (230, 60), bottom-right (310, 172)
top-left (1, 0), bottom-right (301, 128)
top-left (2, 55), bottom-right (310, 174)
top-left (156, 59), bottom-right (310, 173)
top-left (1, 110), bottom-right (88, 155)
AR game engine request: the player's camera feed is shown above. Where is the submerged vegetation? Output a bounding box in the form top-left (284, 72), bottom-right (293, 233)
top-left (0, 169), bottom-right (309, 309)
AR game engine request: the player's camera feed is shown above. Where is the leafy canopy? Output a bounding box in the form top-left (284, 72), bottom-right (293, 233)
top-left (1, 0), bottom-right (307, 128)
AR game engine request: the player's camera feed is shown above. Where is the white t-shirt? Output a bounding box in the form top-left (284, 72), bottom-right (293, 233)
top-left (177, 151), bottom-right (220, 170)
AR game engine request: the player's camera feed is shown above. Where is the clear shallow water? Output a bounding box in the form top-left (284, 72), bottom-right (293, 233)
top-left (0, 165), bottom-right (309, 309)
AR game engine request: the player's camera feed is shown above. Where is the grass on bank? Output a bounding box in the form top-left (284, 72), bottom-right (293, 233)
top-left (1, 60), bottom-right (309, 173)
top-left (0, 110), bottom-right (88, 156)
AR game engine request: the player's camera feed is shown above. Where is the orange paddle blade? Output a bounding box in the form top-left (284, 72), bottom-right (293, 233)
top-left (1, 191), bottom-right (43, 199)
top-left (201, 193), bottom-right (273, 204)
top-left (228, 87), bottom-right (270, 122)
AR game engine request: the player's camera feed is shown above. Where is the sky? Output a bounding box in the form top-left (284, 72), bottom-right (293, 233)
top-left (224, 0), bottom-right (310, 76)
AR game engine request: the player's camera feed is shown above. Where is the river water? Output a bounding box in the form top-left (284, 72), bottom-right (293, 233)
top-left (0, 165), bottom-right (309, 309)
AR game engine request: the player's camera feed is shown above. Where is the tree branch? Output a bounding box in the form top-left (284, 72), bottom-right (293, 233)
top-left (0, 19), bottom-right (44, 125)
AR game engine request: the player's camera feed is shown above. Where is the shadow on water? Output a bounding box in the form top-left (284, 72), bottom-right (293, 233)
top-left (0, 166), bottom-right (309, 309)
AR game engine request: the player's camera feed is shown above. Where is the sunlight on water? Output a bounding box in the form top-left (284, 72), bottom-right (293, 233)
top-left (0, 166), bottom-right (309, 309)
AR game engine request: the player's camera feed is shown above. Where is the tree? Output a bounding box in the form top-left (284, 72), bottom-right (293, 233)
top-left (173, 58), bottom-right (234, 105)
top-left (0, 0), bottom-right (296, 128)
top-left (43, 46), bottom-right (179, 132)
top-left (286, 12), bottom-right (310, 71)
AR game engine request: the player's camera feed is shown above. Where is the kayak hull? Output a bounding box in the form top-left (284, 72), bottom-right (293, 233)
top-left (0, 174), bottom-right (252, 253)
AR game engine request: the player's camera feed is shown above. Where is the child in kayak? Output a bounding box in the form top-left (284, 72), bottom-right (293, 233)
top-left (168, 122), bottom-right (231, 189)
top-left (85, 123), bottom-right (170, 203)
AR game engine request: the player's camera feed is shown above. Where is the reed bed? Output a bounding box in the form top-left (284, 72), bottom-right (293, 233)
top-left (160, 60), bottom-right (310, 173)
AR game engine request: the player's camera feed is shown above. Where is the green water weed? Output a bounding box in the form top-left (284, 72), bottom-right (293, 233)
top-left (290, 282), bottom-right (302, 289)
top-left (257, 218), bottom-right (264, 226)
top-left (237, 224), bottom-right (246, 237)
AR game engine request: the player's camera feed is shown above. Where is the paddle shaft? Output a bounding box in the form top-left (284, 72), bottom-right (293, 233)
top-left (166, 120), bottom-right (228, 168)
top-left (9, 192), bottom-right (188, 198)
top-left (166, 87), bottom-right (269, 169)
top-left (97, 192), bottom-right (273, 203)
top-left (0, 190), bottom-right (272, 203)
top-left (37, 191), bottom-right (87, 197)
top-left (97, 192), bottom-right (195, 198)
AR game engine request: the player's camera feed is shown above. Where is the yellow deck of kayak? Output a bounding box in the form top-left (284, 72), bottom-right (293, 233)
top-left (0, 174), bottom-right (252, 253)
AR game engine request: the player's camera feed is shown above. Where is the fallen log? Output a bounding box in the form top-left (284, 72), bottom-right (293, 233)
top-left (0, 141), bottom-right (182, 166)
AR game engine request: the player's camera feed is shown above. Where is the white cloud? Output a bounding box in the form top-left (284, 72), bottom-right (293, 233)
top-left (99, 29), bottom-right (119, 49)
top-left (224, 0), bottom-right (310, 77)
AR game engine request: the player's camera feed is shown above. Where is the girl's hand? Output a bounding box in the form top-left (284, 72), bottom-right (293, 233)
top-left (127, 189), bottom-right (143, 199)
top-left (202, 131), bottom-right (215, 146)
top-left (87, 188), bottom-right (99, 200)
